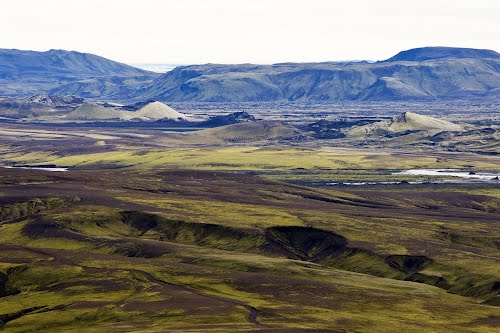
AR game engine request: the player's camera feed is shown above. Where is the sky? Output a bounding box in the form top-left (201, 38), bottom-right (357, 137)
top-left (1, 0), bottom-right (499, 65)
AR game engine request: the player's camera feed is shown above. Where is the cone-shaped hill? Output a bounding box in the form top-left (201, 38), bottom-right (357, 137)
top-left (348, 112), bottom-right (463, 137)
top-left (389, 112), bottom-right (462, 132)
top-left (66, 101), bottom-right (187, 121)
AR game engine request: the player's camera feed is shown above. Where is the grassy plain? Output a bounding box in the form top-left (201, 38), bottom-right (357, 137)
top-left (3, 146), bottom-right (499, 171)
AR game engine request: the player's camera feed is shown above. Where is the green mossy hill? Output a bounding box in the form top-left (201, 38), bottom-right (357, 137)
top-left (0, 198), bottom-right (79, 223)
top-left (166, 120), bottom-right (304, 144)
top-left (26, 209), bottom-right (492, 299)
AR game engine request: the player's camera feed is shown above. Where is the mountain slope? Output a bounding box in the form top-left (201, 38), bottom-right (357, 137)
top-left (0, 49), bottom-right (151, 77)
top-left (49, 75), bottom-right (155, 100)
top-left (0, 49), bottom-right (158, 97)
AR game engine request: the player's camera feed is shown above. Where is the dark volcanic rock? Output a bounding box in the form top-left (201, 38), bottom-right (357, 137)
top-left (303, 119), bottom-right (380, 139)
top-left (199, 111), bottom-right (256, 127)
top-left (155, 111), bottom-right (257, 128)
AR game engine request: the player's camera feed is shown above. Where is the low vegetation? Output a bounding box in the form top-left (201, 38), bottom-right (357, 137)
top-left (0, 198), bottom-right (78, 223)
top-left (0, 167), bottom-right (498, 332)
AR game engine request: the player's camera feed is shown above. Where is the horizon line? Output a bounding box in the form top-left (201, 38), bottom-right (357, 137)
top-left (2, 45), bottom-right (499, 67)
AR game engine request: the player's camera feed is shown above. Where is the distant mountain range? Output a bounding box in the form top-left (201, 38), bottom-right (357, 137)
top-left (1, 47), bottom-right (499, 102)
top-left (137, 47), bottom-right (500, 102)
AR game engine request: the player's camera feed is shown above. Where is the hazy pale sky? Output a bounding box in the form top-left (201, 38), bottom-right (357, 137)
top-left (2, 0), bottom-right (499, 64)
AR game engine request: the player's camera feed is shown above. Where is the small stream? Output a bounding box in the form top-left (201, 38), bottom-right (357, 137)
top-left (393, 169), bottom-right (500, 180)
top-left (2, 166), bottom-right (500, 185)
top-left (1, 165), bottom-right (69, 172)
top-left (307, 169), bottom-right (500, 187)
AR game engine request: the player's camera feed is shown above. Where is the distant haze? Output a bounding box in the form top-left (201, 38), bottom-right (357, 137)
top-left (131, 64), bottom-right (180, 73)
top-left (1, 0), bottom-right (499, 64)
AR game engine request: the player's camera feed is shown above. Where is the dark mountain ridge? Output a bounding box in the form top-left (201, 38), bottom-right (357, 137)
top-left (137, 64), bottom-right (499, 102)
top-left (0, 49), bottom-right (158, 98)
top-left (0, 49), bottom-right (152, 78)
top-left (385, 46), bottom-right (500, 62)
top-left (134, 47), bottom-right (500, 102)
